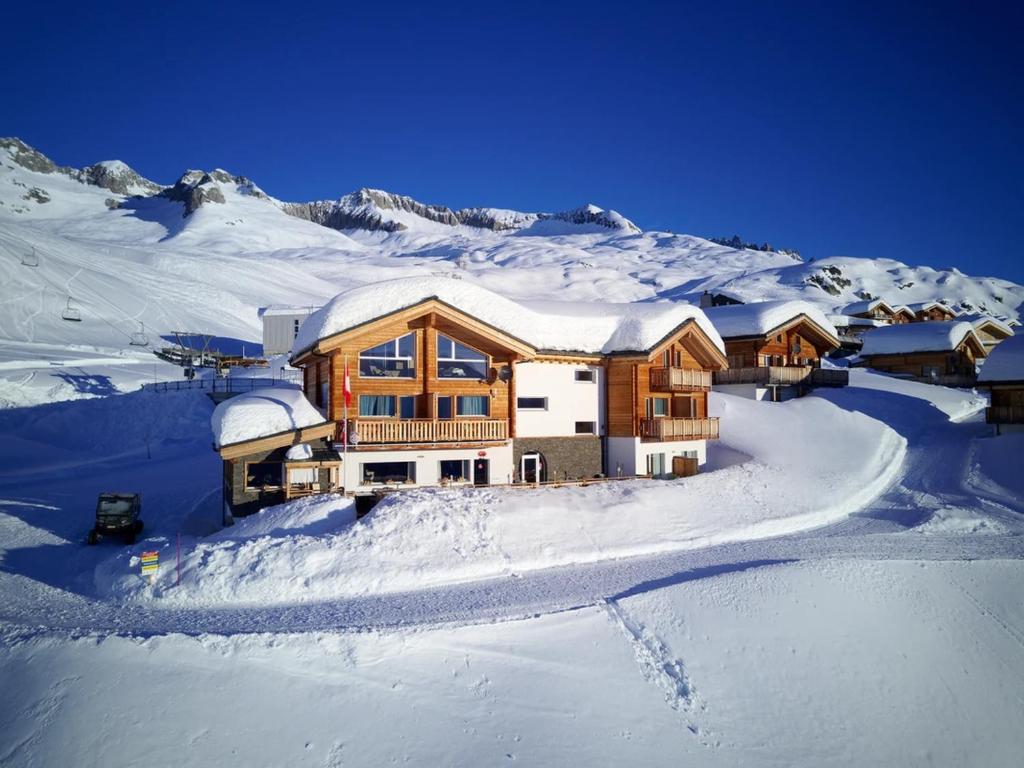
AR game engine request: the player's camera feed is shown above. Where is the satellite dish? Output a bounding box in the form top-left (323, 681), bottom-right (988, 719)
top-left (498, 365), bottom-right (513, 382)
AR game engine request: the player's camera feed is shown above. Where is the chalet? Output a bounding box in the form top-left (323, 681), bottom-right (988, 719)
top-left (959, 314), bottom-right (1014, 353)
top-left (704, 300), bottom-right (846, 401)
top-left (978, 334), bottom-right (1024, 433)
top-left (213, 277), bottom-right (729, 515)
top-left (891, 305), bottom-right (917, 324)
top-left (857, 321), bottom-right (986, 386)
top-left (905, 301), bottom-right (959, 322)
top-left (841, 298), bottom-right (898, 324)
top-left (828, 314), bottom-right (887, 353)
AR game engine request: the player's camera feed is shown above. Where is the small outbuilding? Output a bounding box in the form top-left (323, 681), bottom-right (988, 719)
top-left (212, 388), bottom-right (340, 519)
top-left (857, 321), bottom-right (986, 386)
top-left (978, 333), bottom-right (1024, 433)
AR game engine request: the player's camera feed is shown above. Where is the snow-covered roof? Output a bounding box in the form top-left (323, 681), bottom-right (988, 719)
top-left (860, 321), bottom-right (983, 356)
top-left (291, 276), bottom-right (725, 357)
top-left (905, 301), bottom-right (958, 316)
top-left (703, 300), bottom-right (839, 343)
top-left (211, 388), bottom-right (329, 448)
top-left (258, 305), bottom-right (320, 318)
top-left (979, 334), bottom-right (1024, 382)
top-left (841, 299), bottom-right (893, 316)
top-left (828, 314), bottom-right (887, 329)
top-left (958, 313), bottom-right (1015, 337)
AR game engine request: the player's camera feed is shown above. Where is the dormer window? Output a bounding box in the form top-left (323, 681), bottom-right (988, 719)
top-left (437, 334), bottom-right (488, 379)
top-left (359, 333), bottom-right (415, 378)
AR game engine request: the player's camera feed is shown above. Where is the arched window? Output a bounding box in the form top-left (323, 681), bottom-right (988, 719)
top-left (359, 333), bottom-right (415, 378)
top-left (437, 334), bottom-right (488, 379)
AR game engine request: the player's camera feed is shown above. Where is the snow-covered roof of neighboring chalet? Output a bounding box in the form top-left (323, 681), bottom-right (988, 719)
top-left (841, 298), bottom-right (892, 315)
top-left (291, 276), bottom-right (725, 357)
top-left (979, 334), bottom-right (1024, 382)
top-left (258, 305), bottom-right (320, 318)
top-left (905, 301), bottom-right (958, 316)
top-left (859, 321), bottom-right (982, 357)
top-left (211, 388), bottom-right (328, 448)
top-left (703, 300), bottom-right (839, 343)
top-left (958, 313), bottom-right (1015, 337)
top-left (828, 314), bottom-right (887, 329)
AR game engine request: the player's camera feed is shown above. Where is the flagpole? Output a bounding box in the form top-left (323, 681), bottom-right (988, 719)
top-left (343, 353), bottom-right (349, 491)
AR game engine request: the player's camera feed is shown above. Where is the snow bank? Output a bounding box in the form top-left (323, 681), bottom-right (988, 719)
top-left (210, 388), bottom-right (327, 448)
top-left (703, 300), bottom-right (839, 342)
top-left (292, 276), bottom-right (725, 357)
top-left (106, 393), bottom-right (905, 606)
top-left (860, 321), bottom-right (980, 356)
top-left (978, 333), bottom-right (1024, 382)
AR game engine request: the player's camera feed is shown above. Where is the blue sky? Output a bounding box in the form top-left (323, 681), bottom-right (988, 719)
top-left (5, 1), bottom-right (1022, 281)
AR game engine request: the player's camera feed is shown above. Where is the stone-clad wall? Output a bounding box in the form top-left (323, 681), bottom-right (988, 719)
top-left (512, 436), bottom-right (603, 482)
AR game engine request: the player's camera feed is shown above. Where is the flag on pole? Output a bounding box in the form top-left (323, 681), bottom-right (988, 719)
top-left (343, 359), bottom-right (352, 409)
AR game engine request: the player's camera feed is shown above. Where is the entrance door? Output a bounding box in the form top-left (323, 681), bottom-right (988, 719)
top-left (522, 454), bottom-right (538, 484)
top-left (473, 458), bottom-right (489, 486)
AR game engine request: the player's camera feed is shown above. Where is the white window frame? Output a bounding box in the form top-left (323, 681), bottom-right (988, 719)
top-left (358, 333), bottom-right (416, 379)
top-left (574, 369), bottom-right (596, 382)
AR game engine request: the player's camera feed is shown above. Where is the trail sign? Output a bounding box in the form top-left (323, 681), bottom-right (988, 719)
top-left (140, 550), bottom-right (159, 578)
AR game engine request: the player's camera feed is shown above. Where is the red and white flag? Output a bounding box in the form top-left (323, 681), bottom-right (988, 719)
top-left (343, 359), bottom-right (352, 409)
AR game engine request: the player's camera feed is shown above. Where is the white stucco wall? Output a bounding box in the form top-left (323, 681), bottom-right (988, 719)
top-left (514, 362), bottom-right (604, 437)
top-left (607, 436), bottom-right (707, 477)
top-left (341, 444), bottom-right (515, 489)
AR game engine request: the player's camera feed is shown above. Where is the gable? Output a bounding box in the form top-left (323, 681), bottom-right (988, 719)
top-left (647, 319), bottom-right (728, 370)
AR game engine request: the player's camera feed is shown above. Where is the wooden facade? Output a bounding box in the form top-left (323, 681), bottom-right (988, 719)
top-left (719, 316), bottom-right (838, 370)
top-left (913, 305), bottom-right (958, 322)
top-left (987, 385), bottom-right (1024, 425)
top-left (860, 338), bottom-right (985, 384)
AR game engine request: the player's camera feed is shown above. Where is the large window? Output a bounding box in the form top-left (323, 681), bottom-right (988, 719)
top-left (358, 395), bottom-right (415, 417)
top-left (359, 333), bottom-right (415, 378)
top-left (646, 398), bottom-right (668, 418)
top-left (439, 459), bottom-right (470, 482)
top-left (361, 461), bottom-right (416, 485)
top-left (457, 395), bottom-right (489, 416)
top-left (359, 395), bottom-right (396, 417)
top-left (245, 462), bottom-right (281, 490)
top-left (437, 334), bottom-right (488, 379)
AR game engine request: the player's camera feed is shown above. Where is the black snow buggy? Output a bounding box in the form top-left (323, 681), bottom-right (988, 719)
top-left (88, 493), bottom-right (144, 545)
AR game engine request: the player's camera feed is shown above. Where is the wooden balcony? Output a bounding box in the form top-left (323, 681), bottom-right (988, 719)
top-left (649, 367), bottom-right (712, 392)
top-left (353, 418), bottom-right (508, 446)
top-left (714, 365), bottom-right (812, 386)
top-left (640, 417), bottom-right (720, 442)
top-left (987, 405), bottom-right (1024, 424)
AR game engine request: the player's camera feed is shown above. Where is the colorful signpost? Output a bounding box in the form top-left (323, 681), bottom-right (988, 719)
top-left (140, 550), bottom-right (159, 582)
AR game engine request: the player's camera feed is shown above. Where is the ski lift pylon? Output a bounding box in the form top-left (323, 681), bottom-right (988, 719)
top-left (20, 248), bottom-right (39, 268)
top-left (61, 297), bottom-right (82, 322)
top-left (130, 322), bottom-right (149, 347)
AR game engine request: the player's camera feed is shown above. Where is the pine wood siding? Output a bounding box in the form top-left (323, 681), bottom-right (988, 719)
top-left (915, 306), bottom-right (957, 322)
top-left (722, 319), bottom-right (832, 368)
top-left (988, 385), bottom-right (1024, 424)
top-left (297, 311), bottom-right (520, 446)
top-left (861, 346), bottom-right (978, 378)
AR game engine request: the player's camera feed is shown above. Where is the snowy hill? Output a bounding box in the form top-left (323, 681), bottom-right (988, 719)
top-left (1, 136), bottom-right (1021, 405)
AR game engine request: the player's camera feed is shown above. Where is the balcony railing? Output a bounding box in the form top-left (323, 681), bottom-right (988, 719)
top-left (640, 417), bottom-right (720, 441)
top-left (714, 365), bottom-right (812, 386)
top-left (649, 367), bottom-right (712, 392)
top-left (353, 418), bottom-right (508, 445)
top-left (986, 405), bottom-right (1024, 424)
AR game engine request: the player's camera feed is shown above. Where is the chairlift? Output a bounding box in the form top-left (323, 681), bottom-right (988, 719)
top-left (130, 322), bottom-right (149, 347)
top-left (61, 297), bottom-right (82, 322)
top-left (20, 248), bottom-right (39, 268)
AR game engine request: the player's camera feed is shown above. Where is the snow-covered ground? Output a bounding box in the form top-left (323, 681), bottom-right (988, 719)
top-left (2, 364), bottom-right (1023, 765)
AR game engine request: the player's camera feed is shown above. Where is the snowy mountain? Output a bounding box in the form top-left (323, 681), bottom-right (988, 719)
top-left (1, 135), bottom-right (1021, 401)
